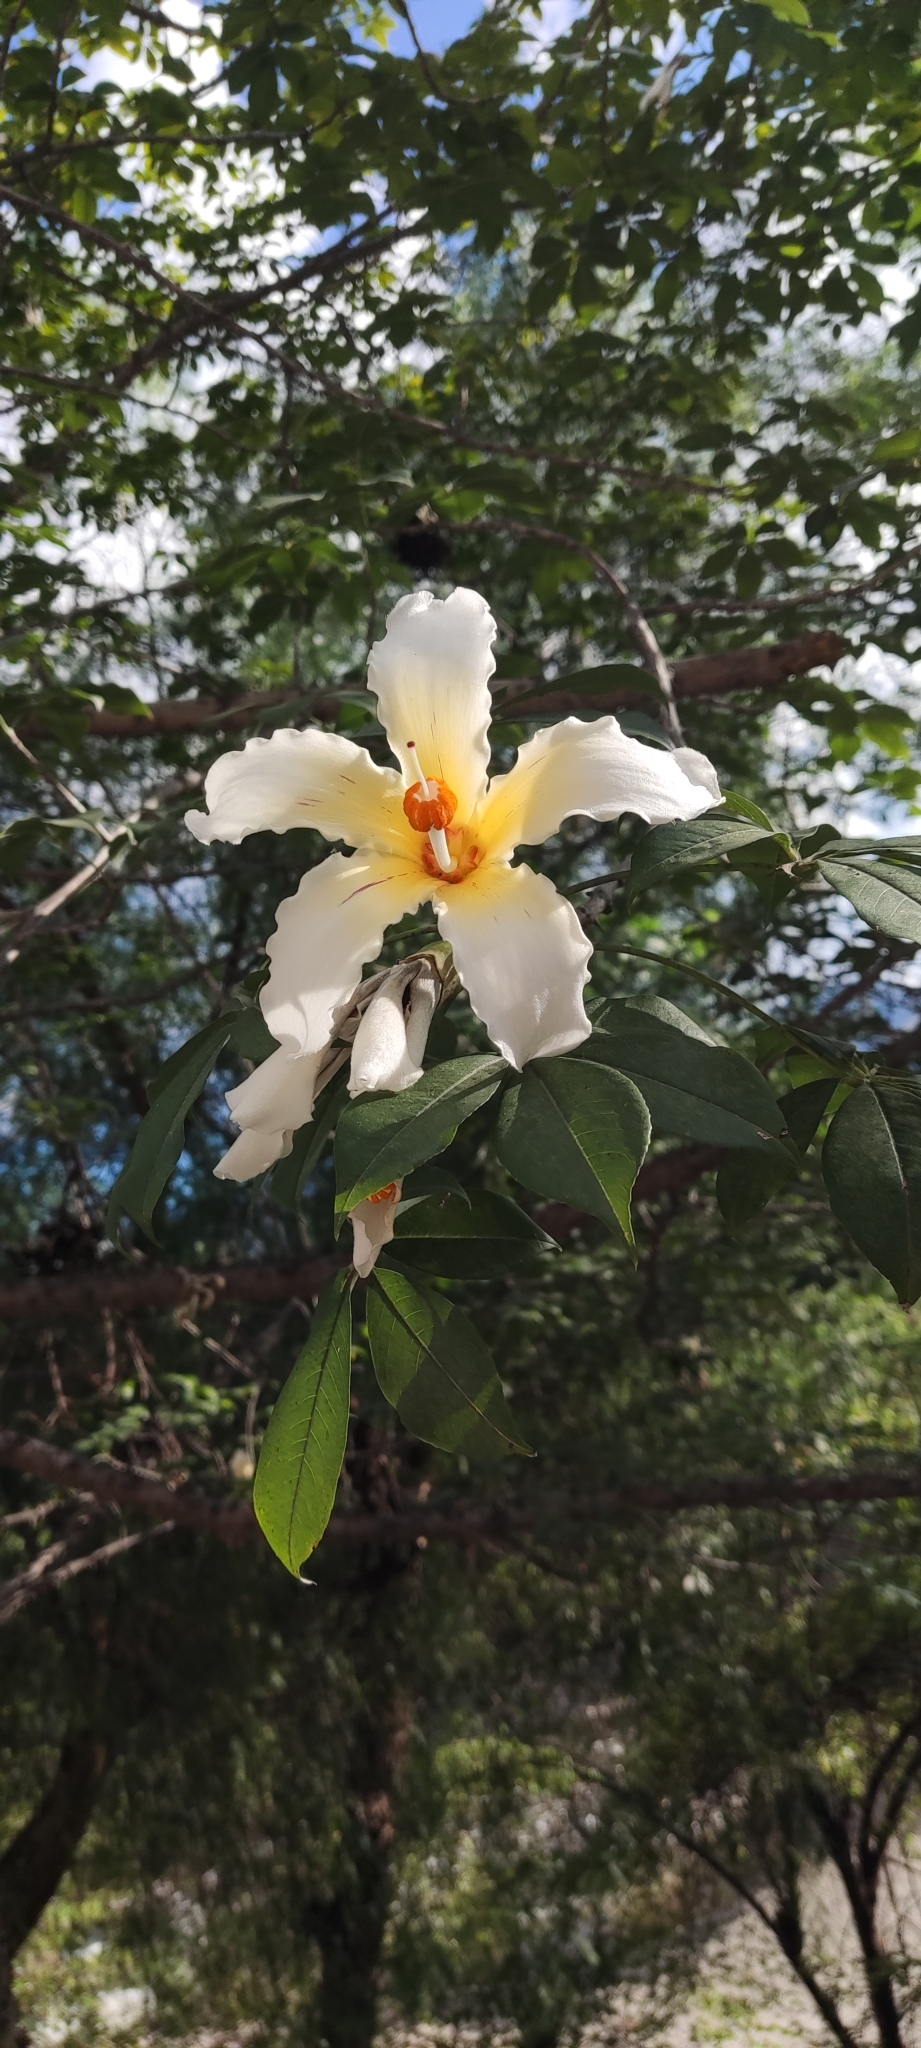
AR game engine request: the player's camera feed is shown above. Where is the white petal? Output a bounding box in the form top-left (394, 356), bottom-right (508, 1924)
top-left (225, 1044), bottom-right (321, 1134)
top-left (434, 860), bottom-right (592, 1068)
top-left (670, 747), bottom-right (723, 803)
top-left (184, 727), bottom-right (409, 855)
top-left (476, 716), bottom-right (721, 858)
top-left (261, 850), bottom-right (428, 1058)
top-left (367, 587), bottom-right (496, 820)
top-left (213, 1045), bottom-right (321, 1184)
top-left (348, 959), bottom-right (441, 1096)
top-left (349, 967), bottom-right (421, 1095)
top-left (350, 1183), bottom-right (402, 1278)
top-left (214, 1126), bottom-right (291, 1182)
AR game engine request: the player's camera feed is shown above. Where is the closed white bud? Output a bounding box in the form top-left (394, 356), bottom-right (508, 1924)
top-left (348, 959), bottom-right (439, 1098)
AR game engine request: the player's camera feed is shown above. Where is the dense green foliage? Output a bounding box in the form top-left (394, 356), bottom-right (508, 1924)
top-left (4, 1), bottom-right (921, 2042)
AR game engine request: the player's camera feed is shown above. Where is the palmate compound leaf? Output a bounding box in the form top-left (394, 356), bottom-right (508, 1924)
top-left (582, 1003), bottom-right (786, 1150)
top-left (107, 1007), bottom-right (274, 1242)
top-left (627, 817), bottom-right (779, 903)
top-left (253, 1271), bottom-right (353, 1576)
top-left (495, 1058), bottom-right (651, 1244)
top-left (367, 1265), bottom-right (531, 1457)
top-left (822, 1081), bottom-right (921, 1307)
top-left (817, 858), bottom-right (921, 947)
top-left (334, 1056), bottom-right (506, 1214)
top-left (392, 1188), bottom-right (554, 1278)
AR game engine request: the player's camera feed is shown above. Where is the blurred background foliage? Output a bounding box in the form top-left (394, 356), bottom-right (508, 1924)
top-left (5, 0), bottom-right (921, 2042)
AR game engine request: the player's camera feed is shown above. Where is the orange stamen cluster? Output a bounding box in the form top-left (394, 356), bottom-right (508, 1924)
top-left (422, 841), bottom-right (481, 885)
top-left (403, 778), bottom-right (457, 833)
top-left (368, 1181), bottom-right (399, 1205)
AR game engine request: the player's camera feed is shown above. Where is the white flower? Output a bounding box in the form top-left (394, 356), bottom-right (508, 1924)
top-left (189, 586), bottom-right (721, 1184)
top-left (349, 1180), bottom-right (403, 1279)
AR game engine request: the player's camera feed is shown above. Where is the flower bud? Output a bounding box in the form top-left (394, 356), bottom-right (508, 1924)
top-left (348, 959), bottom-right (439, 1097)
top-left (350, 1180), bottom-right (403, 1278)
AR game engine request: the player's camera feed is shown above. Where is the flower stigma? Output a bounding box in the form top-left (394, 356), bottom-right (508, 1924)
top-left (403, 740), bottom-right (456, 874)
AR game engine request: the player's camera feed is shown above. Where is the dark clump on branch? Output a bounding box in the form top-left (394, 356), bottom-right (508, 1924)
top-left (391, 507), bottom-right (450, 573)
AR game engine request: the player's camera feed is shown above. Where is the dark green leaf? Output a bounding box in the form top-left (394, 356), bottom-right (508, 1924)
top-left (495, 1058), bottom-right (650, 1242)
top-left (717, 1143), bottom-right (797, 1227)
top-left (778, 1077), bottom-right (838, 1153)
top-left (253, 1273), bottom-right (353, 1576)
top-left (813, 837), bottom-right (921, 860)
top-left (335, 1057), bottom-right (506, 1213)
top-left (817, 858), bottom-right (921, 945)
top-left (393, 1189), bottom-right (553, 1277)
top-left (822, 1082), bottom-right (921, 1305)
top-left (628, 818), bottom-right (778, 901)
top-left (108, 1016), bottom-right (237, 1240)
top-left (367, 1266), bottom-right (530, 1456)
top-left (590, 994), bottom-right (718, 1045)
top-left (720, 789), bottom-right (776, 830)
top-left (585, 1013), bottom-right (785, 1148)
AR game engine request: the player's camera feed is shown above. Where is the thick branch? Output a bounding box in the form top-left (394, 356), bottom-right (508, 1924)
top-left (0, 1146), bottom-right (717, 1324)
top-left (0, 1251), bottom-right (345, 1323)
top-left (1, 1428), bottom-right (921, 1552)
top-left (19, 632), bottom-right (846, 743)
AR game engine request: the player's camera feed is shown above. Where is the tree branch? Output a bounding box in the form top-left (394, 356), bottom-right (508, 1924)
top-left (16, 632), bottom-right (846, 744)
top-left (1, 1428), bottom-right (920, 1552)
top-left (0, 1521), bottom-right (175, 1625)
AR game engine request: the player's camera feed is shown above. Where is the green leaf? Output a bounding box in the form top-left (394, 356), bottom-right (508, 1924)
top-left (872, 429), bottom-right (921, 462)
top-left (108, 1015), bottom-right (237, 1240)
top-left (779, 1077), bottom-right (839, 1153)
top-left (400, 1164), bottom-right (471, 1206)
top-left (814, 837), bottom-right (921, 861)
top-left (334, 1057), bottom-right (506, 1213)
top-left (628, 818), bottom-right (778, 901)
top-left (253, 1273), bottom-right (353, 1576)
top-left (717, 1143), bottom-right (797, 1227)
top-left (720, 789), bottom-right (776, 830)
top-left (495, 1058), bottom-right (650, 1243)
top-left (751, 0), bottom-right (811, 23)
top-left (817, 858), bottom-right (921, 945)
top-left (392, 1189), bottom-right (553, 1277)
top-left (822, 1083), bottom-right (921, 1305)
top-left (367, 1266), bottom-right (530, 1456)
top-left (585, 1010), bottom-right (786, 1148)
top-left (590, 993), bottom-right (718, 1045)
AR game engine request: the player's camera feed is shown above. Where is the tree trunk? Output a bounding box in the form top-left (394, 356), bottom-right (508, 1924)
top-left (307, 1543), bottom-right (416, 2048)
top-left (0, 1733), bottom-right (109, 2048)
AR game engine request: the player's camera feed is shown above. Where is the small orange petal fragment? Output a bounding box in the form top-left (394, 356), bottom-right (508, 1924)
top-left (368, 1181), bottom-right (399, 1205)
top-left (403, 778), bottom-right (457, 832)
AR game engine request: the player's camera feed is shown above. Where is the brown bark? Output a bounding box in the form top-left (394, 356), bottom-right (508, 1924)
top-left (502, 629), bottom-right (847, 716)
top-left (1, 1426), bottom-right (920, 1554)
top-left (20, 631), bottom-right (845, 741)
top-left (0, 1733), bottom-right (110, 2048)
top-left (0, 1251), bottom-right (343, 1324)
top-left (306, 1555), bottom-right (414, 2048)
top-left (0, 1145), bottom-right (716, 1326)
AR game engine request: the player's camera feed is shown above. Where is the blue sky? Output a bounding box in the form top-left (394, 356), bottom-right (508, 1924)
top-left (385, 1), bottom-right (486, 56)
